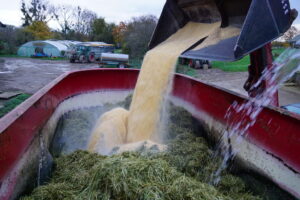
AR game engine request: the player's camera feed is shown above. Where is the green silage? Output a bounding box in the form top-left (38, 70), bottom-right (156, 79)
top-left (22, 101), bottom-right (295, 200)
top-left (23, 151), bottom-right (231, 200)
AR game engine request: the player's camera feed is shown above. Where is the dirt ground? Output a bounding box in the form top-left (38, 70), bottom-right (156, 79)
top-left (0, 58), bottom-right (98, 94)
top-left (0, 57), bottom-right (299, 107)
top-left (195, 68), bottom-right (249, 96)
top-left (195, 68), bottom-right (300, 106)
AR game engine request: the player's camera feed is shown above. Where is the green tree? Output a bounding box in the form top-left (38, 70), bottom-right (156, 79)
top-left (123, 15), bottom-right (157, 58)
top-left (0, 25), bottom-right (18, 54)
top-left (112, 22), bottom-right (127, 47)
top-left (90, 18), bottom-right (115, 43)
top-left (0, 25), bottom-right (34, 55)
top-left (15, 28), bottom-right (34, 45)
top-left (24, 21), bottom-right (52, 40)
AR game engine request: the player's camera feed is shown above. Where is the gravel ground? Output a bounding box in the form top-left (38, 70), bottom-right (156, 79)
top-left (195, 68), bottom-right (248, 96)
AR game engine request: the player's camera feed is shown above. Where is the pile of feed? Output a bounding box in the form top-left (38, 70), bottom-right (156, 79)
top-left (22, 102), bottom-right (294, 200)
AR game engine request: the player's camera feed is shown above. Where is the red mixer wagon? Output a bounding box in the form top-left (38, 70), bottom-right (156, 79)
top-left (1, 0), bottom-right (300, 199)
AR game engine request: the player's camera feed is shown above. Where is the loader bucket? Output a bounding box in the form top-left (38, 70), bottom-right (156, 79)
top-left (149, 0), bottom-right (297, 61)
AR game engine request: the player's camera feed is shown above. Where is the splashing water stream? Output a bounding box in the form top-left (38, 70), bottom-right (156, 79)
top-left (211, 48), bottom-right (300, 184)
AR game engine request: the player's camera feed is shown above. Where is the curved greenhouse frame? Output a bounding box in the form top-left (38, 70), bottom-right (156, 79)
top-left (17, 40), bottom-right (79, 57)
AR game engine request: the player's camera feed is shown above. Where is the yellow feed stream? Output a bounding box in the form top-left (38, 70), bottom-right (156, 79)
top-left (193, 25), bottom-right (240, 50)
top-left (88, 107), bottom-right (129, 154)
top-left (88, 22), bottom-right (224, 154)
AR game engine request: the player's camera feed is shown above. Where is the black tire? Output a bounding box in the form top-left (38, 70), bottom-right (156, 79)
top-left (179, 58), bottom-right (188, 65)
top-left (208, 62), bottom-right (212, 69)
top-left (70, 58), bottom-right (75, 63)
top-left (182, 58), bottom-right (189, 65)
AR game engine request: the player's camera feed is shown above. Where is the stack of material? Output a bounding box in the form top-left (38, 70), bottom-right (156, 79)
top-left (22, 103), bottom-right (293, 200)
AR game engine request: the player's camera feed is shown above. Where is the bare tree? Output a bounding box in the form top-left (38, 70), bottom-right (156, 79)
top-left (21, 0), bottom-right (54, 26)
top-left (73, 6), bottom-right (97, 36)
top-left (50, 5), bottom-right (97, 40)
top-left (51, 5), bottom-right (74, 38)
top-left (282, 26), bottom-right (300, 41)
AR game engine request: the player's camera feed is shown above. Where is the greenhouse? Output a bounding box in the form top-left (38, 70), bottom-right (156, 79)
top-left (17, 40), bottom-right (80, 57)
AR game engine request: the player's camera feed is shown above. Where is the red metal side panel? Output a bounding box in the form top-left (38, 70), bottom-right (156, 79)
top-left (0, 69), bottom-right (300, 199)
top-left (0, 69), bottom-right (139, 196)
top-left (172, 74), bottom-right (300, 172)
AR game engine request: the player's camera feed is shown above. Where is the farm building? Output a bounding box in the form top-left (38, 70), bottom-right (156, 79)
top-left (17, 40), bottom-right (80, 57)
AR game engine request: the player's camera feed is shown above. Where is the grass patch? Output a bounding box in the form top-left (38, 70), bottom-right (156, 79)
top-left (0, 54), bottom-right (67, 61)
top-left (0, 94), bottom-right (31, 118)
top-left (30, 57), bottom-right (67, 61)
top-left (212, 48), bottom-right (287, 72)
top-left (114, 49), bottom-right (123, 54)
top-left (129, 58), bottom-right (143, 69)
top-left (100, 65), bottom-right (119, 68)
top-left (0, 54), bottom-right (27, 58)
top-left (272, 48), bottom-right (286, 59)
top-left (212, 55), bottom-right (250, 72)
top-left (176, 64), bottom-right (197, 77)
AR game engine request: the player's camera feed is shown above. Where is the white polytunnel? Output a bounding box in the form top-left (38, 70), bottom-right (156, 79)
top-left (17, 40), bottom-right (80, 57)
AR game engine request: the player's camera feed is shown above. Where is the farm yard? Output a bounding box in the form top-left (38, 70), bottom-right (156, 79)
top-left (1, 51), bottom-right (299, 119)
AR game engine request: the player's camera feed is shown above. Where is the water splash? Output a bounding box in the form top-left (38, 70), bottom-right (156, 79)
top-left (37, 133), bottom-right (54, 187)
top-left (38, 133), bottom-right (46, 186)
top-left (211, 48), bottom-right (300, 184)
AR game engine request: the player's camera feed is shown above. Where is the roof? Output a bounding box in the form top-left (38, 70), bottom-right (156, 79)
top-left (19, 40), bottom-right (113, 51)
top-left (78, 42), bottom-right (114, 47)
top-left (0, 21), bottom-right (6, 28)
top-left (44, 40), bottom-right (69, 51)
top-left (44, 40), bottom-right (80, 51)
top-left (20, 40), bottom-right (81, 51)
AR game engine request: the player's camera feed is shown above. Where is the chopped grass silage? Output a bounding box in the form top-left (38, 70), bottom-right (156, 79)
top-left (23, 151), bottom-right (233, 200)
top-left (22, 99), bottom-right (295, 200)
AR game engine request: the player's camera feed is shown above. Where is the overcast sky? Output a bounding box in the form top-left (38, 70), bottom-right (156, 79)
top-left (0, 0), bottom-right (299, 29)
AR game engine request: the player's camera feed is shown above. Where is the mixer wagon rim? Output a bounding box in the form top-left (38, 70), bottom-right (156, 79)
top-left (1, 68), bottom-right (299, 134)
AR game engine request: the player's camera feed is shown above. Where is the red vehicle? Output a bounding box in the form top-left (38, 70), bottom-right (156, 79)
top-left (1, 0), bottom-right (300, 199)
